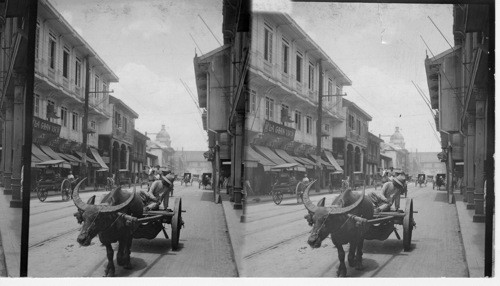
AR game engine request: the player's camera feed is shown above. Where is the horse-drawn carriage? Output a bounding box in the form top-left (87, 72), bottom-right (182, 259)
top-left (95, 169), bottom-right (114, 192)
top-left (416, 174), bottom-right (426, 187)
top-left (268, 163), bottom-right (305, 205)
top-left (352, 171), bottom-right (365, 190)
top-left (181, 173), bottom-right (193, 186)
top-left (34, 160), bottom-right (75, 202)
top-left (199, 173), bottom-right (212, 190)
top-left (434, 173), bottom-right (446, 190)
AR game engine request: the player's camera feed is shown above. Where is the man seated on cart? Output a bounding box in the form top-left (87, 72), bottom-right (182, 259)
top-left (369, 174), bottom-right (407, 213)
top-left (139, 171), bottom-right (175, 211)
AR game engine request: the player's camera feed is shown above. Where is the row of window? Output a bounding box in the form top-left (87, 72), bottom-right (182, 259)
top-left (263, 23), bottom-right (342, 100)
top-left (34, 95), bottom-right (96, 135)
top-left (114, 111), bottom-right (129, 133)
top-left (348, 113), bottom-right (367, 137)
top-left (35, 23), bottom-right (108, 93)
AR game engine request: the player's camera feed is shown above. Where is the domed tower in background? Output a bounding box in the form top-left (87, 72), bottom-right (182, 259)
top-left (390, 126), bottom-right (405, 149)
top-left (156, 124), bottom-right (171, 147)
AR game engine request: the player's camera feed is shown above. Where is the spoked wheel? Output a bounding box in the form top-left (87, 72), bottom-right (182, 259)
top-left (171, 197), bottom-right (183, 251)
top-left (403, 198), bottom-right (415, 251)
top-left (61, 179), bottom-right (71, 201)
top-left (272, 190), bottom-right (283, 205)
top-left (36, 187), bottom-right (47, 202)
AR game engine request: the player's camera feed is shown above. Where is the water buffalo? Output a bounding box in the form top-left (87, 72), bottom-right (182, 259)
top-left (73, 178), bottom-right (144, 277)
top-left (303, 180), bottom-right (374, 277)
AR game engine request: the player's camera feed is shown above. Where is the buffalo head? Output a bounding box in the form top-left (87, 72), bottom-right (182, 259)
top-left (303, 181), bottom-right (365, 248)
top-left (73, 178), bottom-right (135, 246)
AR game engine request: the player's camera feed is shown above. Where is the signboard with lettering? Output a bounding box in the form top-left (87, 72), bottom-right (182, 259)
top-left (32, 116), bottom-right (62, 145)
top-left (263, 120), bottom-right (295, 141)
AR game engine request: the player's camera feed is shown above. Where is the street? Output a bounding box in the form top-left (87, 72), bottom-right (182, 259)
top-left (242, 184), bottom-right (468, 277)
top-left (27, 181), bottom-right (237, 277)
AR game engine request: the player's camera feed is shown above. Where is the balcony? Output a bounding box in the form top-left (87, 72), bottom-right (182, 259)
top-left (348, 130), bottom-right (368, 146)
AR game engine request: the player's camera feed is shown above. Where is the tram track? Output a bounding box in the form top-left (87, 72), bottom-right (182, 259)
top-left (29, 227), bottom-right (80, 249)
top-left (243, 231), bottom-right (310, 260)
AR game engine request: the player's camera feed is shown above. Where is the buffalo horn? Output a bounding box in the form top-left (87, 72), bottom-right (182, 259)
top-left (302, 180), bottom-right (318, 213)
top-left (99, 189), bottom-right (135, 213)
top-left (326, 187), bottom-right (365, 215)
top-left (72, 178), bottom-right (89, 211)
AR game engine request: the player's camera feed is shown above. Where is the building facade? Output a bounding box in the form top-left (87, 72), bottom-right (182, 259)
top-left (31, 0), bottom-right (116, 185)
top-left (145, 125), bottom-right (175, 170)
top-left (366, 132), bottom-right (383, 185)
top-left (131, 130), bottom-right (149, 181)
top-left (408, 151), bottom-right (446, 177)
top-left (244, 12), bottom-right (348, 192)
top-left (98, 95), bottom-right (138, 175)
top-left (380, 127), bottom-right (410, 174)
top-left (424, 4), bottom-right (493, 224)
top-left (194, 0), bottom-right (249, 210)
top-left (332, 99), bottom-right (372, 182)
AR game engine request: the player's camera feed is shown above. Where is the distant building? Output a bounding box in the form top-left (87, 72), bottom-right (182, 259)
top-left (409, 152), bottom-right (446, 176)
top-left (366, 132), bottom-right (383, 184)
top-left (131, 130), bottom-right (149, 178)
top-left (380, 127), bottom-right (409, 173)
top-left (146, 125), bottom-right (175, 170)
top-left (174, 151), bottom-right (211, 175)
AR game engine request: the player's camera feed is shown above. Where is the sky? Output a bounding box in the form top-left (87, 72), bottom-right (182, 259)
top-left (255, 1), bottom-right (454, 153)
top-left (50, 0), bottom-right (454, 153)
top-left (50, 0), bottom-right (223, 151)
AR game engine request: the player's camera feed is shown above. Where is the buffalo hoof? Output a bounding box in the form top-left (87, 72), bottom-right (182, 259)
top-left (348, 256), bottom-right (355, 267)
top-left (104, 266), bottom-right (115, 277)
top-left (336, 265), bottom-right (347, 277)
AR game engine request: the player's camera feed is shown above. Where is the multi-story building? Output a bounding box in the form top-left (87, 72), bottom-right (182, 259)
top-left (424, 4), bottom-right (493, 225)
top-left (244, 12), bottom-right (348, 191)
top-left (379, 127), bottom-right (410, 174)
top-left (98, 95), bottom-right (138, 174)
top-left (331, 99), bottom-right (371, 181)
top-left (131, 130), bottom-right (149, 181)
top-left (32, 0), bottom-right (117, 185)
top-left (194, 0), bottom-right (248, 209)
top-left (175, 151), bottom-right (212, 175)
top-left (366, 132), bottom-right (383, 184)
top-left (145, 125), bottom-right (175, 170)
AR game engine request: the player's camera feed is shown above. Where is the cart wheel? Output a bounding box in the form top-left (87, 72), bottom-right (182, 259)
top-left (272, 191), bottom-right (283, 205)
top-left (171, 197), bottom-right (183, 251)
top-left (403, 198), bottom-right (414, 251)
top-left (37, 188), bottom-right (47, 202)
top-left (61, 179), bottom-right (71, 202)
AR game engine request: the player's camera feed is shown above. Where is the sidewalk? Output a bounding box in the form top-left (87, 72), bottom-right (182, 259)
top-left (0, 187), bottom-right (22, 277)
top-left (453, 191), bottom-right (486, 277)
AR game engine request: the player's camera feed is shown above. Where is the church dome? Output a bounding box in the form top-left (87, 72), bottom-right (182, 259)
top-left (156, 125), bottom-right (171, 146)
top-left (390, 126), bottom-right (405, 148)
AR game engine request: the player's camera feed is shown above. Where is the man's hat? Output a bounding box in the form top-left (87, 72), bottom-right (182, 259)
top-left (161, 173), bottom-right (175, 186)
top-left (392, 174), bottom-right (406, 188)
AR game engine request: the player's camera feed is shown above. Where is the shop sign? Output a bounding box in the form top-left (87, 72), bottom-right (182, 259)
top-left (263, 120), bottom-right (295, 140)
top-left (32, 116), bottom-right (61, 145)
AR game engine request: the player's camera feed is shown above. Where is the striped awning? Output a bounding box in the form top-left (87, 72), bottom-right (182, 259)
top-left (245, 146), bottom-right (275, 171)
top-left (253, 145), bottom-right (287, 165)
top-left (309, 154), bottom-right (335, 170)
top-left (324, 151), bottom-right (343, 172)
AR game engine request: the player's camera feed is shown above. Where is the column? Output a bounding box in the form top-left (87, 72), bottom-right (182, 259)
top-left (465, 115), bottom-right (475, 207)
top-left (233, 114), bottom-right (244, 210)
top-left (473, 88), bottom-right (486, 222)
top-left (11, 76), bottom-right (25, 208)
top-left (3, 99), bottom-right (13, 195)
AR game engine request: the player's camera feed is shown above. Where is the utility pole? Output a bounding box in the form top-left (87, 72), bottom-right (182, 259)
top-left (81, 57), bottom-right (90, 181)
top-left (315, 61), bottom-right (323, 192)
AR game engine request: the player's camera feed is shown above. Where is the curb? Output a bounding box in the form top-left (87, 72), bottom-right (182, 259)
top-left (0, 228), bottom-right (7, 277)
top-left (219, 193), bottom-right (243, 276)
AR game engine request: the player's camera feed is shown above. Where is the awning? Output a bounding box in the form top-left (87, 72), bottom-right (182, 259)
top-left (296, 156), bottom-right (317, 167)
top-left (35, 159), bottom-right (70, 168)
top-left (309, 154), bottom-right (335, 170)
top-left (245, 146), bottom-right (275, 171)
top-left (32, 144), bottom-right (53, 162)
top-left (57, 153), bottom-right (79, 166)
top-left (275, 149), bottom-right (298, 164)
top-left (271, 163), bottom-right (299, 170)
top-left (292, 156), bottom-right (314, 169)
top-left (324, 151), bottom-right (343, 172)
top-left (74, 151), bottom-right (102, 168)
top-left (39, 145), bottom-right (65, 161)
top-left (253, 145), bottom-right (287, 165)
top-left (90, 148), bottom-right (109, 170)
